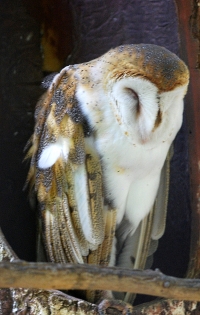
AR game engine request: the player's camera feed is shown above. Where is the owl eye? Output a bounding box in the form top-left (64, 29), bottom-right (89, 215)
top-left (125, 88), bottom-right (140, 115)
top-left (125, 88), bottom-right (138, 100)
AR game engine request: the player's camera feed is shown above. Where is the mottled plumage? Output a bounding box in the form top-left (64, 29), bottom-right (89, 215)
top-left (26, 44), bottom-right (189, 304)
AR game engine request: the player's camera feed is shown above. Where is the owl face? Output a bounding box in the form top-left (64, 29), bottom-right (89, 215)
top-left (108, 76), bottom-right (186, 145)
top-left (76, 45), bottom-right (188, 150)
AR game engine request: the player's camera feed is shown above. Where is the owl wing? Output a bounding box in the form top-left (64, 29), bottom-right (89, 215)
top-left (25, 68), bottom-right (116, 270)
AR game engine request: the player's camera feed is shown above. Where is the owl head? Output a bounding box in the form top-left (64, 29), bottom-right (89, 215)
top-left (76, 44), bottom-right (189, 146)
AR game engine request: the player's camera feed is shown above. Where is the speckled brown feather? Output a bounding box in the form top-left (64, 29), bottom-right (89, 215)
top-left (86, 208), bottom-right (117, 302)
top-left (25, 63), bottom-right (118, 302)
top-left (102, 44), bottom-right (189, 92)
top-left (85, 148), bottom-right (105, 246)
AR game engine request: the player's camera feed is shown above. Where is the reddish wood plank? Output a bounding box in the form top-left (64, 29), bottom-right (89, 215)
top-left (176, 0), bottom-right (200, 277)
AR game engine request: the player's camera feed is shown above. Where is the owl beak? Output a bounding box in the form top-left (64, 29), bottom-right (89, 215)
top-left (140, 136), bottom-right (149, 144)
top-left (138, 115), bottom-right (154, 144)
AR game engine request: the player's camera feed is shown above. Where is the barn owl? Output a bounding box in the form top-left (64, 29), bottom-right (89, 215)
top-left (26, 44), bottom-right (189, 305)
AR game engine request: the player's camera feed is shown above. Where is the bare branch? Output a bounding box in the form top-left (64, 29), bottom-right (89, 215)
top-left (0, 261), bottom-right (199, 301)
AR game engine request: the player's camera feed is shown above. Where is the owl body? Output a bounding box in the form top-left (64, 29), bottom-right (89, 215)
top-left (76, 71), bottom-right (185, 239)
top-left (26, 44), bottom-right (189, 302)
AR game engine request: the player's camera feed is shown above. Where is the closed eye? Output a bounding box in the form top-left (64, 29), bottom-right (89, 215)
top-left (125, 88), bottom-right (140, 115)
top-left (153, 108), bottom-right (162, 131)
